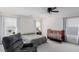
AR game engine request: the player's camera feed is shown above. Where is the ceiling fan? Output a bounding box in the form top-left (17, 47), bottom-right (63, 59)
top-left (47, 7), bottom-right (59, 13)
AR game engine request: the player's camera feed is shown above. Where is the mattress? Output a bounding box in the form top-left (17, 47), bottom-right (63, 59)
top-left (22, 34), bottom-right (45, 43)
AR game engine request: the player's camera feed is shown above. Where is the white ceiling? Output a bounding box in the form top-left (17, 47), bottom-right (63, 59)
top-left (0, 7), bottom-right (47, 16)
top-left (0, 7), bottom-right (79, 17)
top-left (57, 7), bottom-right (79, 17)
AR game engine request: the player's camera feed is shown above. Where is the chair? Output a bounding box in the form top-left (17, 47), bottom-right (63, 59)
top-left (2, 33), bottom-right (37, 52)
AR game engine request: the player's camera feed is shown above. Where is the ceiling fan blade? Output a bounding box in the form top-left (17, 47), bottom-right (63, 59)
top-left (47, 7), bottom-right (59, 13)
top-left (52, 7), bottom-right (57, 10)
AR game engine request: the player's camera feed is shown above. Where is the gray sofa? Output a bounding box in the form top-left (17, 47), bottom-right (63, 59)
top-left (2, 33), bottom-right (37, 52)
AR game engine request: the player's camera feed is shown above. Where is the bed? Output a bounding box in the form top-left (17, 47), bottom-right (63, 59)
top-left (22, 34), bottom-right (47, 47)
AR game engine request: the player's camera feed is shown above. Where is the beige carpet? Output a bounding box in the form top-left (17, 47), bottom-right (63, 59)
top-left (37, 40), bottom-right (79, 52)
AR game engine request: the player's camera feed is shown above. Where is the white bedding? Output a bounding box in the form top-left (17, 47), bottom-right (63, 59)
top-left (22, 34), bottom-right (44, 43)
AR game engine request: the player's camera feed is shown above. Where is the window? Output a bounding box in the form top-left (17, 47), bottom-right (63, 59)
top-left (36, 20), bottom-right (42, 32)
top-left (4, 17), bottom-right (17, 36)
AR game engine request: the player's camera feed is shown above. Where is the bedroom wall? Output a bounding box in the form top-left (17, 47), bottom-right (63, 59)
top-left (0, 7), bottom-right (79, 36)
top-left (41, 7), bottom-right (79, 36)
top-left (41, 15), bottom-right (63, 36)
top-left (0, 7), bottom-right (45, 35)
